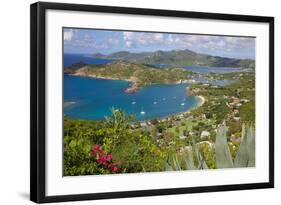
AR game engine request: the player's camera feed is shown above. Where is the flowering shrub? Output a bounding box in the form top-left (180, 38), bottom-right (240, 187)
top-left (91, 144), bottom-right (123, 173)
top-left (64, 111), bottom-right (167, 176)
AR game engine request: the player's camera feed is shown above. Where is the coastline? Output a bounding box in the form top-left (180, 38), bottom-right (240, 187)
top-left (68, 72), bottom-right (192, 94)
top-left (196, 95), bottom-right (205, 107)
top-left (70, 72), bottom-right (141, 93)
top-left (176, 94), bottom-right (205, 116)
top-left (139, 94), bottom-right (206, 123)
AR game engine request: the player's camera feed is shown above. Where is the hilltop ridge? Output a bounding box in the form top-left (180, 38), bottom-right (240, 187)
top-left (65, 60), bottom-right (193, 93)
top-left (91, 49), bottom-right (255, 68)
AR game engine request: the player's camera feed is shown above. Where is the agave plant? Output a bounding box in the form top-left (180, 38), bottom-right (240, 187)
top-left (165, 135), bottom-right (209, 171)
top-left (215, 125), bottom-right (234, 168)
top-left (216, 124), bottom-right (255, 168)
top-left (166, 123), bottom-right (255, 171)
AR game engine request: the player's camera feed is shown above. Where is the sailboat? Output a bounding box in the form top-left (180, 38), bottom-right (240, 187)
top-left (153, 99), bottom-right (157, 105)
top-left (140, 107), bottom-right (146, 115)
top-left (131, 98), bottom-right (136, 105)
top-left (181, 96), bottom-right (186, 106)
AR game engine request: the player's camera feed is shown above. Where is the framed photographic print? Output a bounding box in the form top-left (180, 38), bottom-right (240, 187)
top-left (30, 2), bottom-right (274, 203)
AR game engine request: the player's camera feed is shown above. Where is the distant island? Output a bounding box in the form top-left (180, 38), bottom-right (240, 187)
top-left (90, 49), bottom-right (255, 68)
top-left (64, 61), bottom-right (194, 93)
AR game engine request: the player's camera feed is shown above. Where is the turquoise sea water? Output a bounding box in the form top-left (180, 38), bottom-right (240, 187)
top-left (64, 75), bottom-right (199, 121)
top-left (63, 54), bottom-right (238, 121)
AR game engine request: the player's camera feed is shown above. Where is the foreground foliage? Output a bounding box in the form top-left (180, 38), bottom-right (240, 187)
top-left (64, 107), bottom-right (255, 176)
top-left (64, 109), bottom-right (166, 176)
top-left (166, 124), bottom-right (255, 171)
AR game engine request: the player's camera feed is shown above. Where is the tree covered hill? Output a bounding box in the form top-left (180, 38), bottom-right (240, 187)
top-left (64, 61), bottom-right (193, 93)
top-left (91, 49), bottom-right (255, 68)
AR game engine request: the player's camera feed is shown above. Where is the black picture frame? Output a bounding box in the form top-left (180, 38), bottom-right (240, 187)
top-left (30, 1), bottom-right (274, 203)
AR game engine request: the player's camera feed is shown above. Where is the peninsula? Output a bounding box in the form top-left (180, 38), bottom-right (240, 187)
top-left (64, 61), bottom-right (194, 93)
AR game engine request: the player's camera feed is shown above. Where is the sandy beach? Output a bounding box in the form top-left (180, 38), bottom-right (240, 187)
top-left (197, 95), bottom-right (205, 107)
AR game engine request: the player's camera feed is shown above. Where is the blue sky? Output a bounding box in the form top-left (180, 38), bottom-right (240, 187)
top-left (64, 28), bottom-right (255, 59)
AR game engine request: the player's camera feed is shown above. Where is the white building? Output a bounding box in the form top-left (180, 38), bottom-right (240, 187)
top-left (200, 131), bottom-right (211, 140)
top-left (179, 135), bottom-right (187, 140)
top-left (140, 122), bottom-right (147, 127)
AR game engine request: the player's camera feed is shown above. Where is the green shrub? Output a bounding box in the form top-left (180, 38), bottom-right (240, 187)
top-left (64, 109), bottom-right (167, 175)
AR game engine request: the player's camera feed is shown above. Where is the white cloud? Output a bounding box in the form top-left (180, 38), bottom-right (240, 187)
top-left (108, 38), bottom-right (119, 45)
top-left (125, 41), bottom-right (132, 48)
top-left (64, 29), bottom-right (122, 50)
top-left (166, 34), bottom-right (255, 52)
top-left (153, 33), bottom-right (164, 41)
top-left (121, 31), bottom-right (254, 55)
top-left (64, 29), bottom-right (73, 41)
top-left (123, 32), bottom-right (165, 48)
top-left (64, 28), bottom-right (254, 58)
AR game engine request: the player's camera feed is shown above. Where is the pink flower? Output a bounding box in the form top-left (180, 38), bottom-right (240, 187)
top-left (93, 144), bottom-right (100, 150)
top-left (91, 144), bottom-right (101, 156)
top-left (91, 149), bottom-right (97, 156)
top-left (90, 144), bottom-right (124, 173)
top-left (106, 155), bottom-right (113, 162)
top-left (97, 155), bottom-right (105, 164)
top-left (110, 166), bottom-right (118, 172)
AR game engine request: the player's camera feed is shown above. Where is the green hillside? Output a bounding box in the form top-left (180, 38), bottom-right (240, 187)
top-left (65, 61), bottom-right (193, 93)
top-left (92, 49), bottom-right (255, 68)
